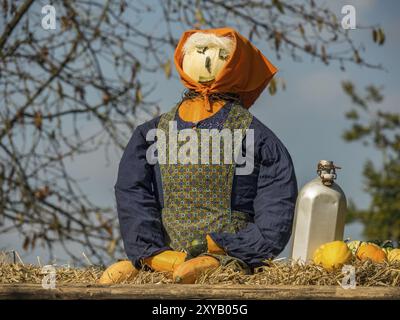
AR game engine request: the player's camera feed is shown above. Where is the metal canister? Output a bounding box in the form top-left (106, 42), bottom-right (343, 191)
top-left (291, 160), bottom-right (347, 262)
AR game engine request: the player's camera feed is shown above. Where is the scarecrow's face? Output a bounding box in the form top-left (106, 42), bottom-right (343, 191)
top-left (182, 33), bottom-right (233, 84)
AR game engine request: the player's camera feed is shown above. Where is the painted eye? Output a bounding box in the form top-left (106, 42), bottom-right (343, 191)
top-left (218, 49), bottom-right (229, 60)
top-left (196, 46), bottom-right (208, 54)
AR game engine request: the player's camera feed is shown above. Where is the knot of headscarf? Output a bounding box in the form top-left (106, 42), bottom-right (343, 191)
top-left (197, 86), bottom-right (212, 112)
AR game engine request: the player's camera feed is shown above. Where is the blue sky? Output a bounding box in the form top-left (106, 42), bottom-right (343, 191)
top-left (1, 0), bottom-right (399, 264)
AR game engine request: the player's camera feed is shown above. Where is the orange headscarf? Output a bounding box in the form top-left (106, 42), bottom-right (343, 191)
top-left (174, 27), bottom-right (277, 110)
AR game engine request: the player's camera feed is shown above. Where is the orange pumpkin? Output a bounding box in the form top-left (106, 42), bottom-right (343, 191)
top-left (356, 243), bottom-right (386, 263)
top-left (173, 255), bottom-right (220, 284)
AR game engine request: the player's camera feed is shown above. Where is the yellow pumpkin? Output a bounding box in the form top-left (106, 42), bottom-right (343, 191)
top-left (387, 248), bottom-right (400, 263)
top-left (313, 241), bottom-right (352, 271)
top-left (144, 250), bottom-right (186, 272)
top-left (356, 243), bottom-right (386, 263)
top-left (98, 260), bottom-right (138, 284)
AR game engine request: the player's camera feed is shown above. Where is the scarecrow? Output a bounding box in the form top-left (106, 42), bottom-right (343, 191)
top-left (99, 28), bottom-right (298, 284)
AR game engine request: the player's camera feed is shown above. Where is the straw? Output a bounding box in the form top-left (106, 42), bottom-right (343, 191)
top-left (1, 257), bottom-right (399, 286)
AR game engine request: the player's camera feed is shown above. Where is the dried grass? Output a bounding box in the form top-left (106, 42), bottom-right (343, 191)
top-left (0, 263), bottom-right (103, 284)
top-left (1, 257), bottom-right (400, 287)
top-left (198, 260), bottom-right (400, 287)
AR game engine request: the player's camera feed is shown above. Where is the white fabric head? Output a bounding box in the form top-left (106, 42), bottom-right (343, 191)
top-left (182, 32), bottom-right (234, 55)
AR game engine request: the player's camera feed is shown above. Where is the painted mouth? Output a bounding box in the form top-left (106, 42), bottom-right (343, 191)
top-left (198, 76), bottom-right (215, 83)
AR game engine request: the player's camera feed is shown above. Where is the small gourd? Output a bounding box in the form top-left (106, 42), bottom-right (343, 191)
top-left (356, 243), bottom-right (386, 263)
top-left (387, 248), bottom-right (400, 263)
top-left (313, 241), bottom-right (352, 271)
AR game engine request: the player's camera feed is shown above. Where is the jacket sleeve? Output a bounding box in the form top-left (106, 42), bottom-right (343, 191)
top-left (115, 124), bottom-right (170, 268)
top-left (210, 136), bottom-right (298, 268)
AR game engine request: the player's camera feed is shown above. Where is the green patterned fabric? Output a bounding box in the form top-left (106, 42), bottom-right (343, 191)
top-left (158, 104), bottom-right (253, 251)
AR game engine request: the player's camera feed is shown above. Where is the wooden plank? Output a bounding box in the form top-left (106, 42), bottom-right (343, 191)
top-left (0, 284), bottom-right (400, 300)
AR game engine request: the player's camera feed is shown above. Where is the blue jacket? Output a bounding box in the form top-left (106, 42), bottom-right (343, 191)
top-left (115, 104), bottom-right (298, 268)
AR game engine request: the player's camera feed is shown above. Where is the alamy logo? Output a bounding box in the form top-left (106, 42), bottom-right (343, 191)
top-left (341, 5), bottom-right (356, 30)
top-left (341, 264), bottom-right (356, 289)
top-left (41, 265), bottom-right (56, 289)
top-left (41, 5), bottom-right (56, 30)
top-left (145, 121), bottom-right (255, 175)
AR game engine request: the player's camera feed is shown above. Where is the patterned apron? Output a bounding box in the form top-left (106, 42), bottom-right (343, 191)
top-left (157, 103), bottom-right (253, 251)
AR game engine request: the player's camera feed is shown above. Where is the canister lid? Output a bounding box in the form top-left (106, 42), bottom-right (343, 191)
top-left (317, 160), bottom-right (341, 186)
